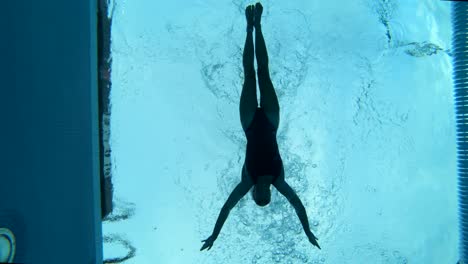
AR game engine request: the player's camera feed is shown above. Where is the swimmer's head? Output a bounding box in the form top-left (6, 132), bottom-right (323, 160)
top-left (252, 175), bottom-right (274, 207)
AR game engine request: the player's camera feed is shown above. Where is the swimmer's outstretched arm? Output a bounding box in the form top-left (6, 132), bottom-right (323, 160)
top-left (273, 178), bottom-right (321, 249)
top-left (200, 180), bottom-right (253, 251)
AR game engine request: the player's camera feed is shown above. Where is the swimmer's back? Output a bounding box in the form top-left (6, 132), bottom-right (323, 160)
top-left (245, 108), bottom-right (283, 183)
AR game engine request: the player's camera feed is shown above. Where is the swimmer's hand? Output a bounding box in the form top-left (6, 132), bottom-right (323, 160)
top-left (307, 232), bottom-right (321, 250)
top-left (200, 235), bottom-right (216, 251)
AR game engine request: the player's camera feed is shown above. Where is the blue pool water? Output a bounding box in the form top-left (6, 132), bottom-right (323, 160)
top-left (103, 0), bottom-right (457, 263)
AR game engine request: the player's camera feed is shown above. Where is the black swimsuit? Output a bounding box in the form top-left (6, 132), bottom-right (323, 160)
top-left (245, 108), bottom-right (283, 184)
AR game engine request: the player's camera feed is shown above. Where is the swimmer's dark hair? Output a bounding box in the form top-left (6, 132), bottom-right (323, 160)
top-left (252, 184), bottom-right (271, 206)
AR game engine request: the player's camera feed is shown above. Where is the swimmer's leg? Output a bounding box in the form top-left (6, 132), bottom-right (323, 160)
top-left (240, 5), bottom-right (257, 132)
top-left (254, 2), bottom-right (279, 130)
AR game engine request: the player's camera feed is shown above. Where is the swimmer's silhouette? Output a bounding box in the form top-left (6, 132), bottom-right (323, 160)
top-left (200, 2), bottom-right (320, 251)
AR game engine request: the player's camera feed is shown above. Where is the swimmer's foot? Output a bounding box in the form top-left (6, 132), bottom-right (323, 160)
top-left (245, 5), bottom-right (255, 32)
top-left (254, 2), bottom-right (263, 28)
